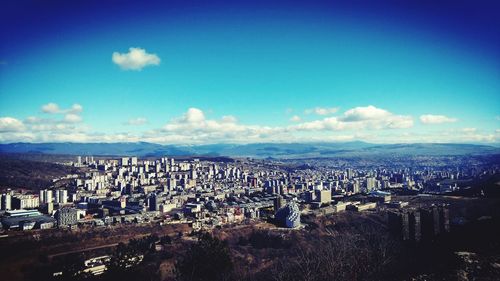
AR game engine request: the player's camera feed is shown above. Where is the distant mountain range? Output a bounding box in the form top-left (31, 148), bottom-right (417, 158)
top-left (0, 142), bottom-right (499, 158)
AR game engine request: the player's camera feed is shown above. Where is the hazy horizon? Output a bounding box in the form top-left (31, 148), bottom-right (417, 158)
top-left (1, 140), bottom-right (499, 146)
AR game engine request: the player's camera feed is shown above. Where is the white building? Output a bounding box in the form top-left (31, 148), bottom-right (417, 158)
top-left (55, 189), bottom-right (68, 204)
top-left (39, 189), bottom-right (53, 204)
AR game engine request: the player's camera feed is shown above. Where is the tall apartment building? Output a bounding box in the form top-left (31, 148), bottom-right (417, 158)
top-left (55, 189), bottom-right (68, 204)
top-left (39, 189), bottom-right (53, 204)
top-left (55, 207), bottom-right (78, 227)
top-left (1, 193), bottom-right (12, 210)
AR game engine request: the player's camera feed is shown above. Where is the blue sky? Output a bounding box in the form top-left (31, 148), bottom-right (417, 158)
top-left (0, 0), bottom-right (499, 144)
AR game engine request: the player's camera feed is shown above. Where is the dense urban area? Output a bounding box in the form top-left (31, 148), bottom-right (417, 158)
top-left (1, 153), bottom-right (499, 281)
top-left (3, 0), bottom-right (499, 280)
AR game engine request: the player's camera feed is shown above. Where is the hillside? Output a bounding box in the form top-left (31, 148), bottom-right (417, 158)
top-left (0, 141), bottom-right (499, 158)
top-left (0, 155), bottom-right (82, 191)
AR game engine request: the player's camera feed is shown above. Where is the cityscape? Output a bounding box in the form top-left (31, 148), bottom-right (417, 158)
top-left (0, 151), bottom-right (499, 280)
top-left (1, 1), bottom-right (500, 281)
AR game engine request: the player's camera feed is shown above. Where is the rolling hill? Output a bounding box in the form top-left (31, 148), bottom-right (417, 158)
top-left (0, 141), bottom-right (499, 158)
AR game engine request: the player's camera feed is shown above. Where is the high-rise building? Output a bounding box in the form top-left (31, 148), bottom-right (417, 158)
top-left (161, 157), bottom-right (168, 165)
top-left (190, 169), bottom-right (197, 180)
top-left (131, 157), bottom-right (138, 166)
top-left (55, 207), bottom-right (78, 227)
top-left (275, 201), bottom-right (300, 228)
top-left (121, 157), bottom-right (129, 166)
top-left (366, 177), bottom-right (376, 191)
top-left (304, 190), bottom-right (315, 203)
top-left (39, 190), bottom-right (46, 204)
top-left (44, 202), bottom-right (54, 215)
top-left (315, 189), bottom-right (331, 205)
top-left (1, 194), bottom-right (11, 210)
top-left (346, 168), bottom-right (353, 179)
top-left (148, 194), bottom-right (158, 211)
top-left (38, 189), bottom-right (52, 205)
top-left (351, 181), bottom-right (360, 194)
top-left (167, 178), bottom-right (176, 189)
top-left (55, 189), bottom-right (68, 204)
top-left (273, 195), bottom-right (286, 212)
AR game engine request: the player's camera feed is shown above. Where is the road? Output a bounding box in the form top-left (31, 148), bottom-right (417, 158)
top-left (48, 243), bottom-right (119, 259)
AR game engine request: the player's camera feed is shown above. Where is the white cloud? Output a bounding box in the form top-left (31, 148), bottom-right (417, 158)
top-left (290, 115), bottom-right (302, 122)
top-left (164, 108), bottom-right (239, 133)
top-left (112, 47), bottom-right (160, 70)
top-left (158, 105), bottom-right (413, 144)
top-left (0, 103), bottom-right (86, 140)
top-left (184, 108), bottom-right (205, 123)
top-left (293, 105), bottom-right (413, 131)
top-left (305, 107), bottom-right (339, 115)
top-left (41, 103), bottom-right (83, 114)
top-left (69, 104), bottom-right (83, 114)
top-left (292, 119), bottom-right (327, 130)
top-left (0, 103), bottom-right (94, 143)
top-left (342, 105), bottom-right (413, 129)
top-left (159, 108), bottom-right (286, 143)
top-left (2, 104), bottom-right (497, 144)
top-left (42, 103), bottom-right (60, 114)
top-left (64, 113), bottom-right (82, 123)
top-left (25, 116), bottom-right (43, 124)
top-left (221, 115), bottom-right (237, 123)
top-left (461, 128), bottom-right (477, 133)
top-left (419, 114), bottom-right (457, 124)
top-left (340, 105), bottom-right (390, 122)
top-left (0, 117), bottom-right (24, 132)
top-left (31, 124), bottom-right (68, 132)
top-left (39, 102), bottom-right (85, 124)
top-left (127, 117), bottom-right (148, 126)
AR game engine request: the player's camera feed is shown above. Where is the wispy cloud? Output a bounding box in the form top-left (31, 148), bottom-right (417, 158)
top-left (461, 128), bottom-right (476, 133)
top-left (304, 107), bottom-right (339, 115)
top-left (419, 114), bottom-right (457, 124)
top-left (126, 117), bottom-right (148, 126)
